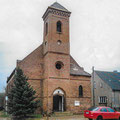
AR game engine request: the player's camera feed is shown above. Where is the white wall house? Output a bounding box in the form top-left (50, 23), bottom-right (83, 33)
top-left (92, 70), bottom-right (120, 110)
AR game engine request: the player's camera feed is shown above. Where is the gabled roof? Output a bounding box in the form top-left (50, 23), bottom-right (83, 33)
top-left (50, 2), bottom-right (69, 12)
top-left (70, 56), bottom-right (91, 77)
top-left (95, 70), bottom-right (120, 91)
top-left (7, 44), bottom-right (91, 83)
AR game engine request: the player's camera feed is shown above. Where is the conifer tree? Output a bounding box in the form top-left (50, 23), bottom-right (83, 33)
top-left (7, 67), bottom-right (40, 119)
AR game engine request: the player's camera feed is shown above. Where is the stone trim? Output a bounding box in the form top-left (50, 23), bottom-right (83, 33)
top-left (42, 7), bottom-right (71, 20)
top-left (49, 77), bottom-right (69, 79)
top-left (43, 51), bottom-right (69, 56)
top-left (28, 79), bottom-right (43, 81)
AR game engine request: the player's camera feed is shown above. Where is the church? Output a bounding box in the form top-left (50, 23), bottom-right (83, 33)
top-left (6, 2), bottom-right (91, 114)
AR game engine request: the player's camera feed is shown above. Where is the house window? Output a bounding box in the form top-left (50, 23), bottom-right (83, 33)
top-left (57, 21), bottom-right (62, 33)
top-left (79, 85), bottom-right (83, 97)
top-left (45, 23), bottom-right (48, 35)
top-left (100, 82), bottom-right (103, 88)
top-left (99, 96), bottom-right (107, 104)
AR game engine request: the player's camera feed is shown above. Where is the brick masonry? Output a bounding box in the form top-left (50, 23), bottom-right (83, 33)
top-left (6, 2), bottom-right (91, 114)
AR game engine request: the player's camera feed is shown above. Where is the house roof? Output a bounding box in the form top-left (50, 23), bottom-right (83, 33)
top-left (95, 70), bottom-right (120, 91)
top-left (50, 2), bottom-right (69, 12)
top-left (70, 56), bottom-right (91, 77)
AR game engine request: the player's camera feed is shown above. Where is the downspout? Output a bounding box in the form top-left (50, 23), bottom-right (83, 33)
top-left (92, 66), bottom-right (95, 106)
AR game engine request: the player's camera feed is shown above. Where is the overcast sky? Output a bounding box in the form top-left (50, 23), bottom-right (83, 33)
top-left (0, 0), bottom-right (120, 92)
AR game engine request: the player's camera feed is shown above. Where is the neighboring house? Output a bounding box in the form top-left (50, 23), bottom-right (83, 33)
top-left (6, 2), bottom-right (91, 114)
top-left (92, 70), bottom-right (120, 110)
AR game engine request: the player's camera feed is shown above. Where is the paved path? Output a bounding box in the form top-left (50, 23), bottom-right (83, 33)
top-left (43, 115), bottom-right (87, 120)
top-left (0, 115), bottom-right (88, 120)
top-left (0, 118), bottom-right (15, 120)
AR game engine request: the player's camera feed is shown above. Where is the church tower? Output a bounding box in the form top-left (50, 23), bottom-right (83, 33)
top-left (42, 2), bottom-right (71, 112)
top-left (43, 3), bottom-right (71, 79)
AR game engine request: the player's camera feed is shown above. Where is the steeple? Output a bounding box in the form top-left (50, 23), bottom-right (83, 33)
top-left (42, 2), bottom-right (71, 55)
top-left (42, 2), bottom-right (71, 20)
top-left (50, 2), bottom-right (69, 12)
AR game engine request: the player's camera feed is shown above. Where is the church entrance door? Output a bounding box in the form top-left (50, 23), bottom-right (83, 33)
top-left (53, 89), bottom-right (65, 112)
top-left (53, 95), bottom-right (64, 112)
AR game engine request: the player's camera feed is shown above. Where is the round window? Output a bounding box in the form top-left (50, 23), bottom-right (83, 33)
top-left (55, 61), bottom-right (64, 70)
top-left (57, 40), bottom-right (62, 45)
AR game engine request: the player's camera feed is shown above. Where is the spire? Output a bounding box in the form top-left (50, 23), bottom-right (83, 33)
top-left (42, 2), bottom-right (71, 20)
top-left (50, 2), bottom-right (69, 12)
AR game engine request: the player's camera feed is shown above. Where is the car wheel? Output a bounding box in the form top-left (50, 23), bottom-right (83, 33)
top-left (118, 117), bottom-right (120, 120)
top-left (97, 116), bottom-right (103, 120)
top-left (89, 119), bottom-right (92, 120)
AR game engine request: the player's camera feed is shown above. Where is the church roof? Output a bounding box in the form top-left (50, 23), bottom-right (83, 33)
top-left (70, 56), bottom-right (91, 77)
top-left (50, 2), bottom-right (69, 12)
top-left (95, 70), bottom-right (120, 91)
top-left (7, 45), bottom-right (90, 83)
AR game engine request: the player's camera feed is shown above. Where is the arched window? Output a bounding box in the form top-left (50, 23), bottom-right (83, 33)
top-left (57, 21), bottom-right (62, 32)
top-left (45, 23), bottom-right (48, 35)
top-left (79, 85), bottom-right (83, 97)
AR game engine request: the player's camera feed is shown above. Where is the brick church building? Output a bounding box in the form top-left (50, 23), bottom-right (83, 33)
top-left (6, 2), bottom-right (91, 113)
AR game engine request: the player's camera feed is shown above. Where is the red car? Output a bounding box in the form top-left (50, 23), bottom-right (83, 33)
top-left (84, 106), bottom-right (120, 120)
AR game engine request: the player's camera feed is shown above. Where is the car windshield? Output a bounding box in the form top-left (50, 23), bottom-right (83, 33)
top-left (88, 107), bottom-right (99, 111)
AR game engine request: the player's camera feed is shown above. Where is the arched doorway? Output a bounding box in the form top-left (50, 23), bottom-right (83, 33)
top-left (53, 89), bottom-right (65, 112)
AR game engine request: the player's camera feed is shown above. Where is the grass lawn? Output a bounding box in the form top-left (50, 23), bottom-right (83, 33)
top-left (0, 111), bottom-right (42, 119)
top-left (32, 114), bottom-right (42, 118)
top-left (0, 111), bottom-right (10, 118)
top-left (27, 114), bottom-right (43, 120)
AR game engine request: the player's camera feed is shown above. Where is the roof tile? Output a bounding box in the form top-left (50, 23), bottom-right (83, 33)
top-left (95, 70), bottom-right (120, 91)
top-left (50, 2), bottom-right (69, 12)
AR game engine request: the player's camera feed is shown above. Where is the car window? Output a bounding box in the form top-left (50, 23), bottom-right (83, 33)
top-left (92, 107), bottom-right (99, 111)
top-left (107, 108), bottom-right (115, 112)
top-left (88, 107), bottom-right (99, 111)
top-left (100, 108), bottom-right (107, 112)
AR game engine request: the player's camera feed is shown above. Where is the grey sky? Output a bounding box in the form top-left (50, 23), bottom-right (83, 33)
top-left (0, 0), bottom-right (120, 92)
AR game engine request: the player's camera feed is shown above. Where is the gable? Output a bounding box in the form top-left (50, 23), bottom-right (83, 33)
top-left (17, 44), bottom-right (44, 79)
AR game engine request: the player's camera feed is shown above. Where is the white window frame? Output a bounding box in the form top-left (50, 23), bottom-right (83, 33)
top-left (99, 96), bottom-right (107, 104)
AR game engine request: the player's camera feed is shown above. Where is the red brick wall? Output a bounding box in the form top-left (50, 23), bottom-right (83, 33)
top-left (6, 6), bottom-right (91, 114)
top-left (42, 75), bottom-right (91, 113)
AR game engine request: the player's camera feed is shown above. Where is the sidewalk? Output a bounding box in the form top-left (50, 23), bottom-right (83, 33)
top-left (0, 115), bottom-right (87, 120)
top-left (44, 115), bottom-right (87, 120)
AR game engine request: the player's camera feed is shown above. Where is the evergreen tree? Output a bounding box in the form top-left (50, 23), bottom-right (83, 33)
top-left (7, 67), bottom-right (40, 119)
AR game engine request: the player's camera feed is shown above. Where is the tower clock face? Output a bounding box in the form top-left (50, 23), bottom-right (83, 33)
top-left (55, 61), bottom-right (64, 70)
